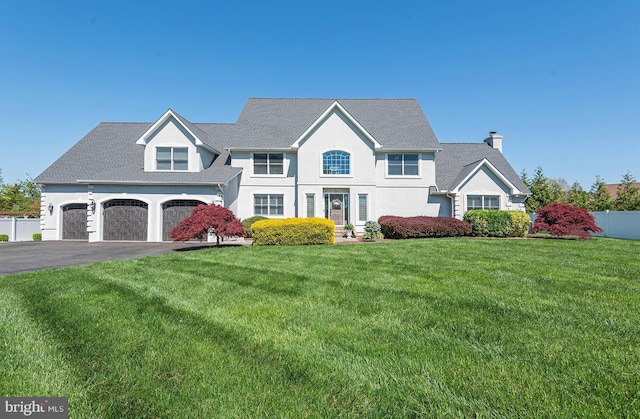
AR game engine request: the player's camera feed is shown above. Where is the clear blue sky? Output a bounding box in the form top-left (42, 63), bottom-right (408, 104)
top-left (1, 0), bottom-right (638, 189)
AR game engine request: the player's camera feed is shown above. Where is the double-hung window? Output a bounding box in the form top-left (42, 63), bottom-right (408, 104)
top-left (388, 154), bottom-right (419, 176)
top-left (467, 195), bottom-right (500, 210)
top-left (254, 194), bottom-right (284, 216)
top-left (254, 153), bottom-right (284, 175)
top-left (157, 147), bottom-right (188, 171)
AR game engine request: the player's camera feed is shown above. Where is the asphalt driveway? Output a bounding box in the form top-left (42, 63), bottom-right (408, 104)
top-left (0, 241), bottom-right (217, 277)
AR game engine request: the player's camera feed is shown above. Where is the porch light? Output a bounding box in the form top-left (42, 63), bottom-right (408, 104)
top-left (88, 199), bottom-right (96, 212)
top-left (47, 202), bottom-right (54, 212)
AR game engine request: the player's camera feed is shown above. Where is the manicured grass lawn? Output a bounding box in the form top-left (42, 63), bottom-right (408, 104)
top-left (1, 238), bottom-right (639, 417)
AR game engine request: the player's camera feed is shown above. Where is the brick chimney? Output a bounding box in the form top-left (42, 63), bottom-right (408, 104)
top-left (484, 131), bottom-right (503, 153)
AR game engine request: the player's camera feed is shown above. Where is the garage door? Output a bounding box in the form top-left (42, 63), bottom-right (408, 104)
top-left (103, 199), bottom-right (148, 241)
top-left (162, 200), bottom-right (203, 241)
top-left (62, 203), bottom-right (88, 240)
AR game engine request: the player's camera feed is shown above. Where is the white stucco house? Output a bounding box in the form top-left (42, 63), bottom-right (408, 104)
top-left (35, 98), bottom-right (530, 242)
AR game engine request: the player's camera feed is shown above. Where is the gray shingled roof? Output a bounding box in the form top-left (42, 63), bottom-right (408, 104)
top-left (435, 143), bottom-right (530, 194)
top-left (35, 98), bottom-right (527, 193)
top-left (231, 98), bottom-right (440, 150)
top-left (35, 122), bottom-right (241, 184)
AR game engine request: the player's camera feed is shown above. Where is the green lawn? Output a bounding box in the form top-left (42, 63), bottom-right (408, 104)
top-left (1, 238), bottom-right (639, 418)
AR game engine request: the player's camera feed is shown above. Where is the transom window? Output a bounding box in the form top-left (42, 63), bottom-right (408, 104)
top-left (157, 147), bottom-right (188, 171)
top-left (388, 154), bottom-right (419, 176)
top-left (254, 194), bottom-right (284, 216)
top-left (322, 151), bottom-right (350, 175)
top-left (467, 195), bottom-right (500, 210)
top-left (254, 153), bottom-right (284, 175)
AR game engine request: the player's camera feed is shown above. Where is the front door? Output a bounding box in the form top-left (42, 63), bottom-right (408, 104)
top-left (324, 192), bottom-right (349, 225)
top-left (329, 194), bottom-right (344, 225)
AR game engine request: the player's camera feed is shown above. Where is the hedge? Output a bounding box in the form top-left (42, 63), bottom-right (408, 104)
top-left (378, 216), bottom-right (472, 239)
top-left (251, 217), bottom-right (334, 245)
top-left (241, 215), bottom-right (268, 238)
top-left (0, 234), bottom-right (8, 242)
top-left (32, 233), bottom-right (42, 241)
top-left (463, 210), bottom-right (531, 237)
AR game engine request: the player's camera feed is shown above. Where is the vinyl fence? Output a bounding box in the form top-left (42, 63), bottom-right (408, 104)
top-left (530, 211), bottom-right (640, 240)
top-left (0, 217), bottom-right (42, 242)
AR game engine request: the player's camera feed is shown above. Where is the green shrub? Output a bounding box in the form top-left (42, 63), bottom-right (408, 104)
top-left (241, 215), bottom-right (269, 238)
top-left (463, 210), bottom-right (531, 237)
top-left (32, 233), bottom-right (42, 241)
top-left (508, 211), bottom-right (532, 237)
top-left (0, 234), bottom-right (8, 242)
top-left (363, 221), bottom-right (384, 240)
top-left (252, 218), bottom-right (334, 245)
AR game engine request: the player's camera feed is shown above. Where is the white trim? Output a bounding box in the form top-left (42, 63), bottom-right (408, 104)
top-left (451, 158), bottom-right (520, 194)
top-left (135, 109), bottom-right (219, 154)
top-left (291, 101), bottom-right (382, 150)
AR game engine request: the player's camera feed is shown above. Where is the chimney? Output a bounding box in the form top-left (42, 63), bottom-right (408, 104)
top-left (484, 131), bottom-right (503, 153)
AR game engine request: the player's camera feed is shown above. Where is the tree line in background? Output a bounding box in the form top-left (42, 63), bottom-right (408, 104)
top-left (0, 169), bottom-right (41, 216)
top-left (521, 166), bottom-right (640, 213)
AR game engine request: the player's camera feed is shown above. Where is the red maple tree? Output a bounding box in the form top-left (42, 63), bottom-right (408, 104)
top-left (169, 204), bottom-right (245, 246)
top-left (532, 203), bottom-right (603, 240)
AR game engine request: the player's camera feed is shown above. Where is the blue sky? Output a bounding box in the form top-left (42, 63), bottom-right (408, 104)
top-left (1, 0), bottom-right (638, 189)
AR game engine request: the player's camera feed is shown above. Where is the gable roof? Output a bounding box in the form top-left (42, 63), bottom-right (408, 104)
top-left (35, 122), bottom-right (241, 185)
top-left (435, 143), bottom-right (530, 194)
top-left (135, 109), bottom-right (221, 155)
top-left (229, 98), bottom-right (440, 150)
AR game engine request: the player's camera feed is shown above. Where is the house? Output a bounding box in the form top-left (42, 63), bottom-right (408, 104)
top-left (35, 98), bottom-right (530, 242)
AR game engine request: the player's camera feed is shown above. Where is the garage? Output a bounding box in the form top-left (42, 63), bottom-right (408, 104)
top-left (162, 200), bottom-right (203, 241)
top-left (62, 203), bottom-right (88, 240)
top-left (103, 199), bottom-right (148, 241)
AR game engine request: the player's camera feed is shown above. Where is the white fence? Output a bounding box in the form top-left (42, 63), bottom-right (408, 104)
top-left (530, 211), bottom-right (640, 240)
top-left (0, 217), bottom-right (42, 242)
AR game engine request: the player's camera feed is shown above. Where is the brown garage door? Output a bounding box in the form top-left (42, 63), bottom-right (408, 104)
top-left (162, 200), bottom-right (203, 241)
top-left (63, 203), bottom-right (88, 240)
top-left (103, 199), bottom-right (148, 241)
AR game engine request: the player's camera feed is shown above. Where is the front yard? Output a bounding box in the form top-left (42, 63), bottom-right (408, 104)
top-left (1, 238), bottom-right (639, 417)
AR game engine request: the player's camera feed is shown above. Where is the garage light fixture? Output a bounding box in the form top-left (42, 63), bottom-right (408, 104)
top-left (88, 199), bottom-right (96, 212)
top-left (47, 202), bottom-right (54, 213)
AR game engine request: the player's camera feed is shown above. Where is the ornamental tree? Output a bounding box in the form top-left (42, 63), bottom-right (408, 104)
top-left (532, 203), bottom-right (603, 240)
top-left (169, 204), bottom-right (244, 246)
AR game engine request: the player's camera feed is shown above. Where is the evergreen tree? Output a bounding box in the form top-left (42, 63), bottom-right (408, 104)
top-left (587, 175), bottom-right (614, 211)
top-left (523, 166), bottom-right (558, 213)
top-left (615, 171), bottom-right (640, 211)
top-left (566, 182), bottom-right (589, 209)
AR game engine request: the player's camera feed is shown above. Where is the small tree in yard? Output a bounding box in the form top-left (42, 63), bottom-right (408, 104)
top-left (170, 204), bottom-right (244, 246)
top-left (532, 203), bottom-right (603, 240)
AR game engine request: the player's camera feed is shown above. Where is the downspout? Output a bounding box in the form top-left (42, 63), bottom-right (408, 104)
top-left (446, 192), bottom-right (456, 218)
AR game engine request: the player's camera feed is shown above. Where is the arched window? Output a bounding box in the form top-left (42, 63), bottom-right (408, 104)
top-left (322, 151), bottom-right (350, 175)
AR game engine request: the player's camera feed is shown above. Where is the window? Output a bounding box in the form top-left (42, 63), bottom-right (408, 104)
top-left (322, 151), bottom-right (350, 175)
top-left (358, 194), bottom-right (368, 222)
top-left (306, 194), bottom-right (315, 218)
top-left (467, 195), bottom-right (500, 210)
top-left (157, 147), bottom-right (188, 170)
top-left (254, 194), bottom-right (284, 216)
top-left (388, 154), bottom-right (419, 176)
top-left (254, 153), bottom-right (284, 175)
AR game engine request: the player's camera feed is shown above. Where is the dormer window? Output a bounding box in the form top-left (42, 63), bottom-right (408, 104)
top-left (157, 147), bottom-right (188, 171)
top-left (322, 151), bottom-right (350, 175)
